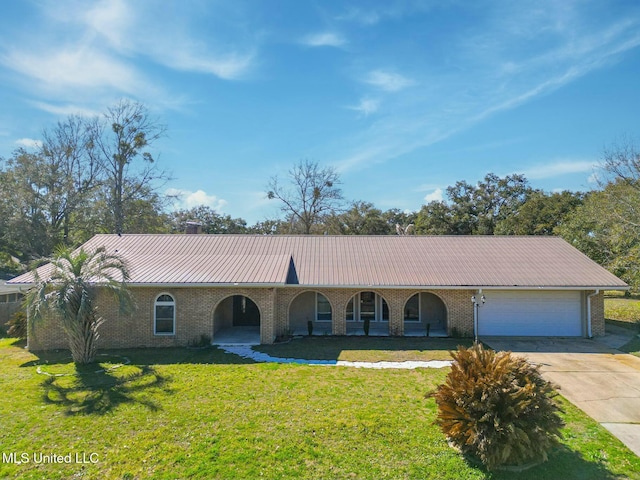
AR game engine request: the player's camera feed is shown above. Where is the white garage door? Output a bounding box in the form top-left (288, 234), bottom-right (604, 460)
top-left (478, 290), bottom-right (583, 336)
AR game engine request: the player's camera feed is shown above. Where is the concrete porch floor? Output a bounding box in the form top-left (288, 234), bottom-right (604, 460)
top-left (212, 326), bottom-right (260, 345)
top-left (289, 326), bottom-right (448, 338)
top-left (212, 326), bottom-right (450, 345)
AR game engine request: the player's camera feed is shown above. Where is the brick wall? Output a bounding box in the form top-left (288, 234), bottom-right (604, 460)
top-left (36, 285), bottom-right (603, 351)
top-left (590, 290), bottom-right (605, 337)
top-left (28, 286), bottom-right (279, 350)
top-left (276, 288), bottom-right (475, 338)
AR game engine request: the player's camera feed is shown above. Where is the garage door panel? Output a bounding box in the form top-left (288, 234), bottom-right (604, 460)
top-left (479, 291), bottom-right (582, 336)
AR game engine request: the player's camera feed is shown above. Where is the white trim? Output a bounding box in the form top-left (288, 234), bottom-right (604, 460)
top-left (154, 292), bottom-right (176, 336)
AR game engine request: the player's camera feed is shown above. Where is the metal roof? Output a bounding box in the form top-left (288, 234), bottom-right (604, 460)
top-left (9, 234), bottom-right (628, 289)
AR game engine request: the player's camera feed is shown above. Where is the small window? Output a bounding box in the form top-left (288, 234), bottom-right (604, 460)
top-left (155, 294), bottom-right (175, 335)
top-left (316, 293), bottom-right (332, 322)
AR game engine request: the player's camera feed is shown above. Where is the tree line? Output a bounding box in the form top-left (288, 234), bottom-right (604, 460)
top-left (1, 103), bottom-right (638, 290)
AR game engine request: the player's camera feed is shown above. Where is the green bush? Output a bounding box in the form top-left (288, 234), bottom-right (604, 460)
top-left (5, 310), bottom-right (27, 340)
top-left (433, 343), bottom-right (564, 470)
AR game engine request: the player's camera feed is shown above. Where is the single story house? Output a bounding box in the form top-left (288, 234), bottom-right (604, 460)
top-left (9, 234), bottom-right (627, 349)
top-left (0, 281), bottom-right (25, 327)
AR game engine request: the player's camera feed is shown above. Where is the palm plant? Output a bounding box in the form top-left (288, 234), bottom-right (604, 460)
top-left (433, 343), bottom-right (564, 469)
top-left (27, 246), bottom-right (132, 364)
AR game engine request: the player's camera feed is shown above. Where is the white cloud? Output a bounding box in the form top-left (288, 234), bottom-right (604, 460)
top-left (82, 0), bottom-right (133, 52)
top-left (0, 0), bottom-right (256, 112)
top-left (159, 51), bottom-right (254, 80)
top-left (424, 188), bottom-right (444, 203)
top-left (166, 188), bottom-right (228, 211)
top-left (365, 70), bottom-right (415, 92)
top-left (301, 32), bottom-right (346, 48)
top-left (1, 46), bottom-right (144, 96)
top-left (30, 101), bottom-right (102, 117)
top-left (520, 160), bottom-right (596, 180)
top-left (14, 138), bottom-right (42, 149)
top-left (347, 98), bottom-right (380, 116)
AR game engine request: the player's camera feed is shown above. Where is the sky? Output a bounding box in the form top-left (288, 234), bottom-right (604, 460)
top-left (1, 0), bottom-right (640, 224)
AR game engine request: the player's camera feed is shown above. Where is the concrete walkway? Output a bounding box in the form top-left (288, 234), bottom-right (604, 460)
top-left (482, 335), bottom-right (640, 457)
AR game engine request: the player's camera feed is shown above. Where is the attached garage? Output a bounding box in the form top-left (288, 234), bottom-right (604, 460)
top-left (478, 290), bottom-right (583, 336)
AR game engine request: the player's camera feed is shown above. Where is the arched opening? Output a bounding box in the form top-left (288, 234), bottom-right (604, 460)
top-left (212, 295), bottom-right (261, 344)
top-left (346, 291), bottom-right (389, 336)
top-left (404, 292), bottom-right (447, 336)
top-left (289, 291), bottom-right (333, 336)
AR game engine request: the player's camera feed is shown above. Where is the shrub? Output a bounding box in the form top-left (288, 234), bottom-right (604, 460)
top-left (188, 334), bottom-right (211, 348)
top-left (6, 310), bottom-right (27, 340)
top-left (433, 343), bottom-right (564, 470)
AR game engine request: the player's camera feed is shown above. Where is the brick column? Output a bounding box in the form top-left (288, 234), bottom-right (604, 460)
top-left (260, 288), bottom-right (276, 344)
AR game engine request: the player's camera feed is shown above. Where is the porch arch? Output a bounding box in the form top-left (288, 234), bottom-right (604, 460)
top-left (212, 294), bottom-right (262, 341)
top-left (288, 290), bottom-right (334, 335)
top-left (345, 291), bottom-right (390, 335)
top-left (403, 291), bottom-right (448, 336)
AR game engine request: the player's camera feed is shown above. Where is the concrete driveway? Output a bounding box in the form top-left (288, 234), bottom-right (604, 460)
top-left (482, 336), bottom-right (640, 457)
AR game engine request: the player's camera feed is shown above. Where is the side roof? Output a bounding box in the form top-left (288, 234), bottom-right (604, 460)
top-left (9, 234), bottom-right (628, 289)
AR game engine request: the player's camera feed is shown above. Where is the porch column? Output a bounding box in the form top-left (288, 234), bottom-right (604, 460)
top-left (260, 288), bottom-right (276, 344)
top-left (330, 290), bottom-right (353, 336)
top-left (386, 290), bottom-right (408, 336)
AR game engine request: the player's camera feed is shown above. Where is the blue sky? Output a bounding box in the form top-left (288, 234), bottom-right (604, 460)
top-left (1, 1), bottom-right (640, 223)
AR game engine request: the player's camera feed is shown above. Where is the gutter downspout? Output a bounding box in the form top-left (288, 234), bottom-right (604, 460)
top-left (587, 289), bottom-right (599, 338)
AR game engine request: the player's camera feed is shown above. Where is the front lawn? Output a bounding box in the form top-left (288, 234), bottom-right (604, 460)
top-left (605, 292), bottom-right (640, 357)
top-left (1, 338), bottom-right (639, 479)
top-left (256, 336), bottom-right (473, 362)
top-left (605, 291), bottom-right (640, 326)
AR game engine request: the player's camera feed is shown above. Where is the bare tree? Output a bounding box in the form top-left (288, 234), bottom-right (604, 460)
top-left (40, 116), bottom-right (102, 243)
top-left (267, 159), bottom-right (343, 234)
top-left (90, 100), bottom-right (168, 235)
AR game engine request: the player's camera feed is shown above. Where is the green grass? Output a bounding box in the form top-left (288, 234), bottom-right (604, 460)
top-left (605, 291), bottom-right (640, 325)
top-left (1, 337), bottom-right (639, 479)
top-left (256, 336), bottom-right (474, 362)
top-left (605, 292), bottom-right (640, 357)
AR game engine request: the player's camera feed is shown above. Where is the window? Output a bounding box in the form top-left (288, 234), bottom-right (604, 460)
top-left (316, 293), bottom-right (332, 322)
top-left (154, 294), bottom-right (175, 335)
top-left (346, 292), bottom-right (389, 322)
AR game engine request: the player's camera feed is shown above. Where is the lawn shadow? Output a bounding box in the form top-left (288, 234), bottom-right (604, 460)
top-left (255, 335), bottom-right (473, 361)
top-left (41, 362), bottom-right (171, 415)
top-left (483, 444), bottom-right (631, 480)
top-left (22, 345), bottom-right (257, 369)
top-left (23, 346), bottom-right (255, 415)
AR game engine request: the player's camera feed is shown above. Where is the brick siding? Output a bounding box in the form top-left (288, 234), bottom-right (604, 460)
top-left (27, 286), bottom-right (601, 351)
top-left (589, 290), bottom-right (605, 337)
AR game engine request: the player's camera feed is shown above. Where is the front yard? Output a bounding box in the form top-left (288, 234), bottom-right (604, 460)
top-left (1, 337), bottom-right (639, 479)
top-left (605, 291), bottom-right (640, 357)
